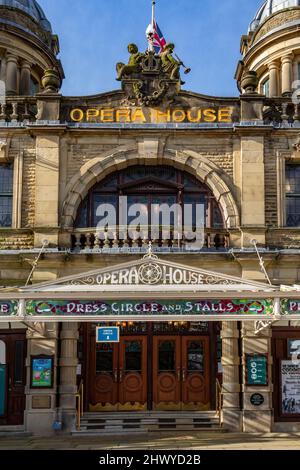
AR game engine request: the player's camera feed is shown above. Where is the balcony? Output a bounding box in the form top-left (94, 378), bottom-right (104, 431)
top-left (70, 227), bottom-right (231, 253)
top-left (263, 98), bottom-right (300, 126)
top-left (0, 96), bottom-right (37, 123)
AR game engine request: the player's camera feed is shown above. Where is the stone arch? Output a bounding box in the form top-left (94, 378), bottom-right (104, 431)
top-left (61, 148), bottom-right (240, 229)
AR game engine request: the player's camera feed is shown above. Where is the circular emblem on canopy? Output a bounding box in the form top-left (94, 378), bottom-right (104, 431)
top-left (138, 262), bottom-right (163, 285)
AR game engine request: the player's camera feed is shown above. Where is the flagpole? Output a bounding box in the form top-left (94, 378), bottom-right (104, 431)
top-left (152, 0), bottom-right (155, 27)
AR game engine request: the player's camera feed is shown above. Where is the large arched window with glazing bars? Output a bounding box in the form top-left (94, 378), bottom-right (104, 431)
top-left (72, 166), bottom-right (229, 252)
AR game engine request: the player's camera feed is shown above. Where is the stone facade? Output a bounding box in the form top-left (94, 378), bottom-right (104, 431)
top-left (1, 0), bottom-right (300, 437)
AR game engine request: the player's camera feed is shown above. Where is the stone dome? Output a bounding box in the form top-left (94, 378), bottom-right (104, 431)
top-left (249, 0), bottom-right (300, 32)
top-left (0, 0), bottom-right (52, 32)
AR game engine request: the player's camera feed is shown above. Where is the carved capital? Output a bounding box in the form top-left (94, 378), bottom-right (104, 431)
top-left (0, 137), bottom-right (11, 162)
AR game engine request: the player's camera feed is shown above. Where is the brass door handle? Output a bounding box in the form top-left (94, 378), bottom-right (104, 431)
top-left (119, 370), bottom-right (123, 383)
top-left (177, 368), bottom-right (181, 381)
top-left (113, 370), bottom-right (118, 383)
top-left (182, 369), bottom-right (187, 382)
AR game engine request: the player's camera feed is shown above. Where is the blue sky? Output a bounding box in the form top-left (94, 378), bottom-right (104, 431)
top-left (40, 0), bottom-right (262, 97)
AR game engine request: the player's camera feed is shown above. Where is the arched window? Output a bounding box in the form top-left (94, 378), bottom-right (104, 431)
top-left (0, 340), bottom-right (6, 364)
top-left (261, 77), bottom-right (270, 97)
top-left (30, 76), bottom-right (39, 96)
top-left (0, 163), bottom-right (13, 227)
top-left (75, 165), bottom-right (224, 230)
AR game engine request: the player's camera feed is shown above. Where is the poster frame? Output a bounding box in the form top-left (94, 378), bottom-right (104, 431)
top-left (280, 359), bottom-right (300, 419)
top-left (30, 355), bottom-right (54, 389)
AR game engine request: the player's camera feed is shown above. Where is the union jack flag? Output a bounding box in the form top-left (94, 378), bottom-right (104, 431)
top-left (146, 21), bottom-right (167, 54)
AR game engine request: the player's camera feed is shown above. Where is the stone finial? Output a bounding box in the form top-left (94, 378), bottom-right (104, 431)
top-left (41, 67), bottom-right (61, 93)
top-left (241, 70), bottom-right (259, 94)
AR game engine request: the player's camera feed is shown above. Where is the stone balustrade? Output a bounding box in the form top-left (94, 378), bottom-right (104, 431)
top-left (0, 97), bottom-right (37, 123)
top-left (70, 227), bottom-right (230, 253)
top-left (263, 98), bottom-right (300, 126)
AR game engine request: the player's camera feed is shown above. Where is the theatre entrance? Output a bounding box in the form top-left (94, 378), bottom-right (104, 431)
top-left (82, 322), bottom-right (220, 412)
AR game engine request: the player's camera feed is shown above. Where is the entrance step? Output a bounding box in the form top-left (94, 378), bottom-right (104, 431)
top-left (73, 411), bottom-right (224, 435)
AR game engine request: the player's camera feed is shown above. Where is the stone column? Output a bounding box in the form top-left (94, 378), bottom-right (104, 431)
top-left (221, 321), bottom-right (242, 431)
top-left (268, 61), bottom-right (279, 98)
top-left (6, 54), bottom-right (18, 95)
top-left (281, 55), bottom-right (293, 96)
top-left (241, 322), bottom-right (273, 432)
top-left (59, 323), bottom-right (79, 432)
top-left (20, 60), bottom-right (31, 96)
top-left (24, 323), bottom-right (59, 436)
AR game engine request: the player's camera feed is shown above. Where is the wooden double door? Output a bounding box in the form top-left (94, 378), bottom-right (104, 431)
top-left (88, 334), bottom-right (210, 412)
top-left (0, 332), bottom-right (26, 425)
top-left (153, 336), bottom-right (210, 411)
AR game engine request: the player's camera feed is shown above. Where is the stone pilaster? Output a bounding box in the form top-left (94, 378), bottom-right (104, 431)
top-left (281, 55), bottom-right (293, 96)
top-left (241, 322), bottom-right (273, 433)
top-left (240, 136), bottom-right (265, 246)
top-left (6, 54), bottom-right (18, 95)
top-left (20, 60), bottom-right (31, 96)
top-left (34, 134), bottom-right (60, 247)
top-left (59, 323), bottom-right (79, 433)
top-left (24, 323), bottom-right (59, 436)
top-left (268, 61), bottom-right (279, 97)
top-left (221, 321), bottom-right (242, 431)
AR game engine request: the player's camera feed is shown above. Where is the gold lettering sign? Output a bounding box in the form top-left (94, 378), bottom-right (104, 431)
top-left (69, 107), bottom-right (233, 124)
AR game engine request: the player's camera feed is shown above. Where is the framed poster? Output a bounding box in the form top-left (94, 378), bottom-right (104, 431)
top-left (281, 360), bottom-right (300, 416)
top-left (245, 354), bottom-right (268, 386)
top-left (31, 356), bottom-right (54, 389)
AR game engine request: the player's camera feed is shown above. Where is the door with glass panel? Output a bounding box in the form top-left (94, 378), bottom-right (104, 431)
top-left (153, 336), bottom-right (210, 411)
top-left (89, 336), bottom-right (147, 411)
top-left (153, 337), bottom-right (182, 410)
top-left (181, 337), bottom-right (210, 410)
top-left (118, 337), bottom-right (147, 410)
top-left (0, 333), bottom-right (26, 425)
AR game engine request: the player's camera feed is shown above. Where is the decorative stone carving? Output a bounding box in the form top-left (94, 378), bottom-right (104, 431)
top-left (293, 136), bottom-right (300, 152)
top-left (0, 137), bottom-right (10, 162)
top-left (253, 9), bottom-right (300, 44)
top-left (117, 43), bottom-right (182, 106)
top-left (116, 44), bottom-right (144, 81)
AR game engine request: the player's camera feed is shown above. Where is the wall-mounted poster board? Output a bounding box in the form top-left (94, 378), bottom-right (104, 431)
top-left (281, 360), bottom-right (300, 416)
top-left (31, 356), bottom-right (54, 389)
top-left (245, 354), bottom-right (268, 386)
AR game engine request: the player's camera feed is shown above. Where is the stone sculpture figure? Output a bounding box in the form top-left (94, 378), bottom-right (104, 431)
top-left (160, 43), bottom-right (181, 81)
top-left (116, 44), bottom-right (144, 81)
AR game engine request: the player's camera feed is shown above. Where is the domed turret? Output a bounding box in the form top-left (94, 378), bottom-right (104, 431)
top-left (249, 0), bottom-right (300, 33)
top-left (0, 0), bottom-right (52, 32)
top-left (0, 0), bottom-right (64, 95)
top-left (236, 0), bottom-right (300, 97)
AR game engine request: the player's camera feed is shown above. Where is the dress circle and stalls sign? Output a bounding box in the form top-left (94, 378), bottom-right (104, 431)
top-left (281, 361), bottom-right (300, 415)
top-left (281, 299), bottom-right (300, 315)
top-left (25, 299), bottom-right (274, 318)
top-left (0, 301), bottom-right (18, 316)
